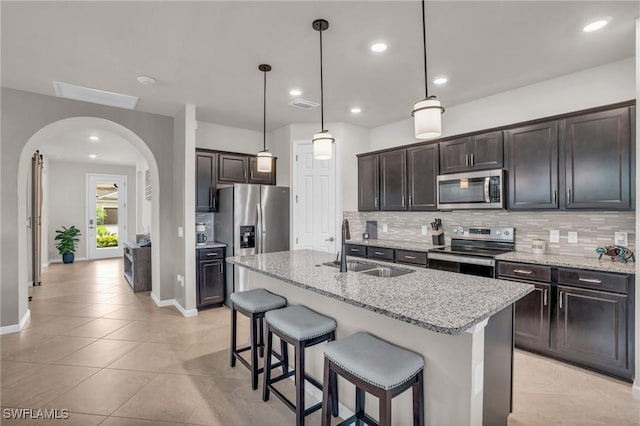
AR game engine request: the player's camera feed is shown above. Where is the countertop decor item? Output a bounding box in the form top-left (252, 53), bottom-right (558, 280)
top-left (311, 18), bottom-right (334, 160)
top-left (596, 245), bottom-right (636, 263)
top-left (256, 64), bottom-right (273, 172)
top-left (54, 225), bottom-right (81, 264)
top-left (411, 0), bottom-right (445, 139)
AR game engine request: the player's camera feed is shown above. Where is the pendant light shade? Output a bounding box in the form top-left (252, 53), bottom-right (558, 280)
top-left (412, 0), bottom-right (444, 139)
top-left (312, 19), bottom-right (334, 160)
top-left (257, 64), bottom-right (272, 173)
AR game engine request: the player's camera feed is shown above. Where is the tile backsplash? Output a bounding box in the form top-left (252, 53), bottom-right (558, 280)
top-left (344, 210), bottom-right (635, 257)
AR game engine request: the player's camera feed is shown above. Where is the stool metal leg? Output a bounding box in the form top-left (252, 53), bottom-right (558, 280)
top-left (250, 313), bottom-right (259, 390)
top-left (321, 358), bottom-right (332, 426)
top-left (355, 386), bottom-right (365, 426)
top-left (295, 340), bottom-right (305, 426)
top-left (230, 306), bottom-right (237, 367)
top-left (413, 371), bottom-right (425, 426)
top-left (262, 327), bottom-right (273, 402)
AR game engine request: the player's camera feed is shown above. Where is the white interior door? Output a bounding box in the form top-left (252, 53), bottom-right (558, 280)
top-left (87, 174), bottom-right (127, 259)
top-left (294, 142), bottom-right (336, 253)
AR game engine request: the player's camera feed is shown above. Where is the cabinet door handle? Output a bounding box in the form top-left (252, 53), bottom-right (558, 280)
top-left (578, 277), bottom-right (602, 284)
top-left (408, 195), bottom-right (413, 206)
top-left (350, 248), bottom-right (360, 252)
top-left (250, 170), bottom-right (254, 179)
top-left (401, 195), bottom-right (405, 206)
top-left (559, 291), bottom-right (564, 309)
top-left (543, 289), bottom-right (548, 306)
top-left (552, 190), bottom-right (557, 204)
top-left (206, 253), bottom-right (219, 257)
top-left (404, 255), bottom-right (417, 259)
top-left (244, 169), bottom-right (247, 180)
top-left (465, 154), bottom-right (469, 167)
top-left (513, 269), bottom-right (533, 275)
top-left (470, 153), bottom-right (474, 166)
top-left (374, 251), bottom-right (385, 255)
top-left (374, 197), bottom-right (378, 208)
top-left (567, 189), bottom-right (571, 203)
top-left (218, 263), bottom-right (223, 273)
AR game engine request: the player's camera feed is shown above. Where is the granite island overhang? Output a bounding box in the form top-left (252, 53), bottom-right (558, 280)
top-left (227, 250), bottom-right (534, 426)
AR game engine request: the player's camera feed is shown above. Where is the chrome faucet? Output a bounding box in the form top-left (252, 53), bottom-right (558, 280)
top-left (340, 219), bottom-right (351, 272)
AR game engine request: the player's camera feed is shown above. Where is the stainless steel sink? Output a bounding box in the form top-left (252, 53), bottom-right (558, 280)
top-left (321, 260), bottom-right (377, 272)
top-left (360, 266), bottom-right (414, 278)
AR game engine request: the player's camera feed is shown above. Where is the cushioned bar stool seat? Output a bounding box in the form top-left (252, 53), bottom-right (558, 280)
top-left (321, 332), bottom-right (425, 426)
top-left (230, 289), bottom-right (288, 390)
top-left (263, 305), bottom-right (339, 426)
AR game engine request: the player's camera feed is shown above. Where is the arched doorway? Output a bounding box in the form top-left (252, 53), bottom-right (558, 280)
top-left (16, 117), bottom-right (161, 314)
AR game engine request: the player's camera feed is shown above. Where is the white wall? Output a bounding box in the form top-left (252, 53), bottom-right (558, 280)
top-left (196, 121), bottom-right (263, 154)
top-left (46, 160), bottom-right (136, 261)
top-left (370, 57), bottom-right (636, 151)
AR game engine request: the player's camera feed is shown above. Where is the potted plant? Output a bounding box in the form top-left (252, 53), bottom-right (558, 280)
top-left (55, 225), bottom-right (81, 264)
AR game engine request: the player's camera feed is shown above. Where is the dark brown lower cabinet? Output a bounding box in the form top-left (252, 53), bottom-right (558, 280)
top-left (556, 285), bottom-right (629, 378)
top-left (197, 248), bottom-right (225, 309)
top-left (514, 282), bottom-right (551, 352)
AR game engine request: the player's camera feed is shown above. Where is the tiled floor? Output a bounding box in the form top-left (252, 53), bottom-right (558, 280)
top-left (1, 258), bottom-right (638, 425)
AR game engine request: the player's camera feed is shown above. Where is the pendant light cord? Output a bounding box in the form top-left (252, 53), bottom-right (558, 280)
top-left (263, 69), bottom-right (267, 151)
top-left (319, 27), bottom-right (325, 132)
top-left (422, 0), bottom-right (429, 99)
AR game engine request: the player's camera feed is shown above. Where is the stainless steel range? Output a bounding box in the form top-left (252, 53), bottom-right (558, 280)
top-left (428, 226), bottom-right (515, 277)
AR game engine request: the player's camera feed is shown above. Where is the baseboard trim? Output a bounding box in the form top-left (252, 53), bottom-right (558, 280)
top-left (41, 262), bottom-right (50, 269)
top-left (0, 309), bottom-right (31, 335)
top-left (49, 257), bottom-right (88, 264)
top-left (150, 292), bottom-right (198, 318)
top-left (633, 381), bottom-right (640, 400)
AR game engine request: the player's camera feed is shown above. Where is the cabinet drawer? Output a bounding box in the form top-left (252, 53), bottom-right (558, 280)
top-left (198, 248), bottom-right (224, 261)
top-left (395, 249), bottom-right (427, 266)
top-left (497, 262), bottom-right (551, 282)
top-left (558, 268), bottom-right (629, 294)
top-left (367, 246), bottom-right (394, 261)
top-left (345, 244), bottom-right (366, 257)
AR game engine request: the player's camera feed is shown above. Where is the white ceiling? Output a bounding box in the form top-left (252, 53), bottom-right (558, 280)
top-left (2, 1), bottom-right (637, 132)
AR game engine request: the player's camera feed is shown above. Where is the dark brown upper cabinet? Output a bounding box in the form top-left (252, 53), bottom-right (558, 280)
top-left (506, 120), bottom-right (559, 210)
top-left (563, 107), bottom-right (631, 209)
top-left (358, 154), bottom-right (380, 211)
top-left (380, 150), bottom-right (407, 210)
top-left (407, 144), bottom-right (439, 211)
top-left (218, 153), bottom-right (248, 183)
top-left (196, 152), bottom-right (217, 212)
top-left (439, 131), bottom-right (503, 174)
top-left (248, 157), bottom-right (277, 185)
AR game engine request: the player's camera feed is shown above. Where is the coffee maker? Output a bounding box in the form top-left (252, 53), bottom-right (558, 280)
top-left (196, 222), bottom-right (208, 245)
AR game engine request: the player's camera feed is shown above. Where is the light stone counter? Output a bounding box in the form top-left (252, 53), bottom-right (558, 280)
top-left (496, 251), bottom-right (636, 274)
top-left (227, 250), bottom-right (532, 335)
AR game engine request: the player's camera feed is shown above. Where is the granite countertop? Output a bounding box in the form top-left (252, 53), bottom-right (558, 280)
top-left (347, 239), bottom-right (441, 252)
top-left (496, 251), bottom-right (636, 275)
top-left (196, 241), bottom-right (227, 249)
top-left (227, 250), bottom-right (533, 335)
top-left (123, 240), bottom-right (150, 249)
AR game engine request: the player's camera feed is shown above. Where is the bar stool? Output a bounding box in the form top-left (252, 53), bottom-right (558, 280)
top-left (263, 305), bottom-right (339, 426)
top-left (321, 332), bottom-right (425, 426)
top-left (230, 288), bottom-right (288, 390)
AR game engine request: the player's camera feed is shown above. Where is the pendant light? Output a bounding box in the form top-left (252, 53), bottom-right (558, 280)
top-left (411, 0), bottom-right (445, 139)
top-left (312, 19), bottom-right (334, 160)
top-left (257, 64), bottom-right (273, 173)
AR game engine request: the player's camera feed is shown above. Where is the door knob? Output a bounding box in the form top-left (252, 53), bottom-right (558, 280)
top-left (325, 237), bottom-right (335, 242)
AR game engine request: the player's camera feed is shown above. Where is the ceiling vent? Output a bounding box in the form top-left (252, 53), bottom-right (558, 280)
top-left (289, 98), bottom-right (319, 110)
top-left (53, 81), bottom-right (139, 110)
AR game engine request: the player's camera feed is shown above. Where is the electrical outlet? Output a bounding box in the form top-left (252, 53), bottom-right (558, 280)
top-left (614, 232), bottom-right (628, 247)
top-left (421, 225), bottom-right (428, 235)
top-left (177, 274), bottom-right (184, 287)
top-left (382, 223), bottom-right (388, 233)
top-left (178, 226), bottom-right (184, 237)
top-left (568, 232), bottom-right (578, 244)
top-left (549, 230), bottom-right (560, 243)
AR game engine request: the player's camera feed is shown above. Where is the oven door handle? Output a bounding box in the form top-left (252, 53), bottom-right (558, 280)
top-left (484, 177), bottom-right (491, 203)
top-left (428, 252), bottom-right (495, 267)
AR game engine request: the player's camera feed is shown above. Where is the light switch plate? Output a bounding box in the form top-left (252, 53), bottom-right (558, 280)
top-left (568, 231), bottom-right (578, 244)
top-left (421, 225), bottom-right (428, 235)
top-left (382, 223), bottom-right (388, 233)
top-left (614, 232), bottom-right (628, 247)
top-left (178, 226), bottom-right (184, 238)
top-left (549, 230), bottom-right (560, 243)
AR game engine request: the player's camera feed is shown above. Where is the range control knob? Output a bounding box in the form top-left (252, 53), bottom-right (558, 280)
top-left (453, 229), bottom-right (458, 234)
top-left (496, 230), bottom-right (502, 235)
top-left (504, 230), bottom-right (510, 236)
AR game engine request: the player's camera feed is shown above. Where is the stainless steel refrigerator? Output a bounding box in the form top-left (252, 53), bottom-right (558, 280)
top-left (215, 184), bottom-right (290, 305)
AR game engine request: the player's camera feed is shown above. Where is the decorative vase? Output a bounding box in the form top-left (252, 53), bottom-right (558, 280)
top-left (62, 253), bottom-right (75, 264)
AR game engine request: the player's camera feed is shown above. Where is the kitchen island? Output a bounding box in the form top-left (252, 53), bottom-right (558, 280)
top-left (227, 250), bottom-right (533, 426)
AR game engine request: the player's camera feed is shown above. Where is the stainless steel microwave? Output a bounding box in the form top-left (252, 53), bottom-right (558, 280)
top-left (436, 169), bottom-right (505, 210)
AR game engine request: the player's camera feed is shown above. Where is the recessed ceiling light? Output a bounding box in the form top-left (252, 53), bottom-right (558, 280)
top-left (89, 154), bottom-right (97, 159)
top-left (89, 135), bottom-right (99, 141)
top-left (369, 42), bottom-right (388, 53)
top-left (289, 89), bottom-right (302, 96)
top-left (53, 81), bottom-right (138, 109)
top-left (137, 75), bottom-right (156, 86)
top-left (433, 77), bottom-right (448, 85)
top-left (350, 107), bottom-right (362, 114)
top-left (583, 19), bottom-right (608, 32)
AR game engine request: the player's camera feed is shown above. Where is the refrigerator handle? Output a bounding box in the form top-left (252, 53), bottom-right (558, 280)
top-left (256, 203), bottom-right (262, 254)
top-left (259, 202), bottom-right (266, 253)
